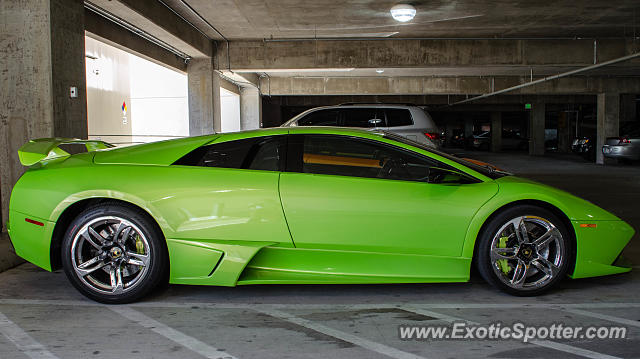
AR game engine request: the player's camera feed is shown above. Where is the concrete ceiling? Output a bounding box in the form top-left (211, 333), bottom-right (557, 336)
top-left (162, 0), bottom-right (640, 40)
top-left (257, 65), bottom-right (640, 78)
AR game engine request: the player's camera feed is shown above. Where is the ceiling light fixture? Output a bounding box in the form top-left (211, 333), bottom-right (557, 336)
top-left (390, 4), bottom-right (416, 22)
top-left (376, 69), bottom-right (385, 74)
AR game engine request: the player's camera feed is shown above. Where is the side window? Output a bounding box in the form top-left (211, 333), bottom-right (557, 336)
top-left (385, 109), bottom-right (413, 127)
top-left (301, 135), bottom-right (448, 182)
top-left (339, 108), bottom-right (383, 128)
top-left (247, 137), bottom-right (286, 171)
top-left (174, 136), bottom-right (286, 171)
top-left (297, 110), bottom-right (339, 126)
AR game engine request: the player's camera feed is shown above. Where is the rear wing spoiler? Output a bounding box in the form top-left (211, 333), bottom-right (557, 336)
top-left (18, 138), bottom-right (115, 166)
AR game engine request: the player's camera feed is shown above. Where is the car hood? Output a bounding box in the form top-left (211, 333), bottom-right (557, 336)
top-left (494, 175), bottom-right (621, 222)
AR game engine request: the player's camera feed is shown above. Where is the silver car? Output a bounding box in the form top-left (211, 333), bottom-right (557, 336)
top-left (602, 122), bottom-right (640, 162)
top-left (281, 104), bottom-right (440, 148)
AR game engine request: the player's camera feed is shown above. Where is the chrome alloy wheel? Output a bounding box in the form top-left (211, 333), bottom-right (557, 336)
top-left (490, 215), bottom-right (565, 290)
top-left (70, 216), bottom-right (151, 295)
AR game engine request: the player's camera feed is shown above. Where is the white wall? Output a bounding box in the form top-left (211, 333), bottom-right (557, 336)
top-left (86, 36), bottom-right (132, 145)
top-left (86, 36), bottom-right (188, 146)
top-left (220, 88), bottom-right (240, 133)
top-left (129, 55), bottom-right (188, 142)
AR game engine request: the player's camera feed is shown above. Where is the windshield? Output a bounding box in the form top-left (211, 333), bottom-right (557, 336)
top-left (382, 132), bottom-right (509, 179)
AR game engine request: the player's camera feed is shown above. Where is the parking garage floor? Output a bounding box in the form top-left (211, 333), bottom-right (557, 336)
top-left (1, 152), bottom-right (639, 359)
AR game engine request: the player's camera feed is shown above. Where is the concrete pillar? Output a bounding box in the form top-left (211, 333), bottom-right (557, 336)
top-left (596, 93), bottom-right (620, 165)
top-left (187, 58), bottom-right (221, 135)
top-left (240, 87), bottom-right (262, 130)
top-left (529, 102), bottom-right (545, 155)
top-left (1, 0), bottom-right (87, 231)
top-left (444, 119), bottom-right (456, 147)
top-left (490, 112), bottom-right (502, 152)
top-left (463, 118), bottom-right (473, 148)
top-left (557, 111), bottom-right (571, 153)
top-left (463, 118), bottom-right (474, 138)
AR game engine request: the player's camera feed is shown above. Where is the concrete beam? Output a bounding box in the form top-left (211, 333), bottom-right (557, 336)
top-left (259, 76), bottom-right (640, 96)
top-left (596, 93), bottom-right (620, 164)
top-left (221, 39), bottom-right (640, 71)
top-left (221, 71), bottom-right (260, 88)
top-left (85, 9), bottom-right (187, 72)
top-left (89, 0), bottom-right (213, 58)
top-left (262, 94), bottom-right (597, 108)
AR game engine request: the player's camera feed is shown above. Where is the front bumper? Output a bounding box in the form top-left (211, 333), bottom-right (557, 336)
top-left (571, 220), bottom-right (634, 279)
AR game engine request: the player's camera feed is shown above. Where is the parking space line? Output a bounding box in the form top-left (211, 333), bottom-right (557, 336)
top-left (528, 340), bottom-right (621, 359)
top-left (109, 306), bottom-right (237, 359)
top-left (401, 306), bottom-right (622, 359)
top-left (2, 298), bottom-right (640, 310)
top-left (562, 308), bottom-right (640, 328)
top-left (256, 307), bottom-right (426, 359)
top-left (0, 311), bottom-right (59, 359)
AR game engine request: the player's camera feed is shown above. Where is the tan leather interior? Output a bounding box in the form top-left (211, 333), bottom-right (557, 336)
top-left (303, 153), bottom-right (381, 168)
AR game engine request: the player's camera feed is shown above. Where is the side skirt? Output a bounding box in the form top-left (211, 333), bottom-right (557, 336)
top-left (237, 246), bottom-right (471, 285)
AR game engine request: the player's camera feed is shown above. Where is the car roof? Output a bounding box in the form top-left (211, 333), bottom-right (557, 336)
top-left (215, 126), bottom-right (386, 141)
top-left (282, 104), bottom-right (429, 127)
top-left (298, 104), bottom-right (420, 111)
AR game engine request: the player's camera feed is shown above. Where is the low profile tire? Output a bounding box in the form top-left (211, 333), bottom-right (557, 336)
top-left (476, 205), bottom-right (573, 296)
top-left (62, 203), bottom-right (168, 303)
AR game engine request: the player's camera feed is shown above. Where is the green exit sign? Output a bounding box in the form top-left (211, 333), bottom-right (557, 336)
top-left (525, 103), bottom-right (532, 110)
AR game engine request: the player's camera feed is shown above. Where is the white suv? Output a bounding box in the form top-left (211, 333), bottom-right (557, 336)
top-left (281, 104), bottom-right (441, 148)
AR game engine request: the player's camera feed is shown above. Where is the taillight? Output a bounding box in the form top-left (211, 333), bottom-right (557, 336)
top-left (424, 132), bottom-right (439, 140)
top-left (619, 137), bottom-right (631, 144)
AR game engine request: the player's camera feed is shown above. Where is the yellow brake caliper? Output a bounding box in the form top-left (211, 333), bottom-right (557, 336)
top-left (497, 236), bottom-right (511, 274)
top-left (135, 234), bottom-right (144, 270)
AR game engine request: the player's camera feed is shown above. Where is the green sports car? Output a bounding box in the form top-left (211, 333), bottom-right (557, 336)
top-left (7, 127), bottom-right (634, 303)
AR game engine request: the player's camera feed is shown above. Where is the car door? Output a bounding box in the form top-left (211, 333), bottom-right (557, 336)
top-left (279, 134), bottom-right (499, 257)
top-left (156, 134), bottom-right (293, 245)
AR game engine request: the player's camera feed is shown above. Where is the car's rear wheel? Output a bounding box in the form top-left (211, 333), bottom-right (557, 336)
top-left (62, 203), bottom-right (167, 303)
top-left (476, 205), bottom-right (572, 296)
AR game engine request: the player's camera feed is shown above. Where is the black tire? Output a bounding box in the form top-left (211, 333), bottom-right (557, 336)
top-left (62, 202), bottom-right (168, 303)
top-left (476, 205), bottom-right (573, 296)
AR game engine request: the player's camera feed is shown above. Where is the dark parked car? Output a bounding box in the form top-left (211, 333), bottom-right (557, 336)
top-left (468, 130), bottom-right (528, 151)
top-left (572, 137), bottom-right (595, 161)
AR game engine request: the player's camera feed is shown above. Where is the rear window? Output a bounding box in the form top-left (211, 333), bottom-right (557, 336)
top-left (385, 109), bottom-right (413, 127)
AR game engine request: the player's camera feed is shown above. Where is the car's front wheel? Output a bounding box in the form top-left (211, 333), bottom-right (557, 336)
top-left (62, 203), bottom-right (168, 303)
top-left (476, 205), bottom-right (572, 296)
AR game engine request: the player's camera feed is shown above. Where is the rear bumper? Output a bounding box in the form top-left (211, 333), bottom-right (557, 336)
top-left (602, 145), bottom-right (640, 159)
top-left (571, 220), bottom-right (634, 279)
top-left (7, 210), bottom-right (55, 271)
